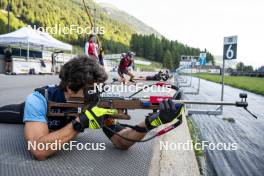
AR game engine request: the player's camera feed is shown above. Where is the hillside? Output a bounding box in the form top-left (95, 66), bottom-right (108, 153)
top-left (0, 0), bottom-right (215, 68)
top-left (0, 0), bottom-right (135, 50)
top-left (99, 3), bottom-right (162, 38)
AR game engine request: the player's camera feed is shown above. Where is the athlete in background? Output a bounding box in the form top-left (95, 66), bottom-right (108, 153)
top-left (117, 51), bottom-right (136, 84)
top-left (98, 47), bottom-right (104, 66)
top-left (85, 34), bottom-right (98, 60)
top-left (4, 46), bottom-right (12, 74)
top-left (137, 70), bottom-right (171, 81)
top-left (113, 70), bottom-right (171, 83)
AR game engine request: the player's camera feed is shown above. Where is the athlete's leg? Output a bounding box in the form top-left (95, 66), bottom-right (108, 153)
top-left (145, 75), bottom-right (156, 81)
top-left (8, 62), bottom-right (12, 73)
top-left (133, 76), bottom-right (146, 81)
top-left (127, 71), bottom-right (135, 82)
top-left (0, 103), bottom-right (24, 124)
top-left (118, 69), bottom-right (127, 84)
top-left (5, 62), bottom-right (10, 73)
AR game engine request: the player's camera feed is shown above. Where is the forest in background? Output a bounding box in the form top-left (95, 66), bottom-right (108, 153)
top-left (131, 34), bottom-right (215, 69)
top-left (0, 0), bottom-right (215, 69)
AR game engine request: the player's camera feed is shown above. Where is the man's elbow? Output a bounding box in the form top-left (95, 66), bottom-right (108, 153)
top-left (112, 137), bottom-right (131, 150)
top-left (31, 150), bottom-right (49, 161)
top-left (115, 144), bottom-right (130, 150)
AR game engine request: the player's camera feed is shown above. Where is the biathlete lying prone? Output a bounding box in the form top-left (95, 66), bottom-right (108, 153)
top-left (113, 70), bottom-right (171, 84)
top-left (0, 55), bottom-right (183, 160)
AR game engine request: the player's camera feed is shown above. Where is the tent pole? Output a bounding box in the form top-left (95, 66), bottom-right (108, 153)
top-left (7, 0), bottom-right (11, 32)
top-left (27, 42), bottom-right (29, 61)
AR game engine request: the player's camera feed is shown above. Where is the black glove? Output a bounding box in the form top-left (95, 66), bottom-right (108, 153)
top-left (145, 99), bottom-right (183, 130)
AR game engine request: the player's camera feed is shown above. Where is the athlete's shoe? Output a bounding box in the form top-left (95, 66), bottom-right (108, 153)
top-left (112, 78), bottom-right (118, 82)
top-left (129, 79), bottom-right (137, 83)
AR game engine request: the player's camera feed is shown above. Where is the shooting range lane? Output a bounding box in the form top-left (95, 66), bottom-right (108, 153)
top-left (183, 76), bottom-right (264, 176)
top-left (0, 72), bottom-right (200, 176)
top-left (0, 74), bottom-right (59, 104)
top-left (108, 72), bottom-right (200, 176)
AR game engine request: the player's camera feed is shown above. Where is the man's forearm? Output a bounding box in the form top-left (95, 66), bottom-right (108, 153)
top-left (32, 120), bottom-right (79, 159)
top-left (111, 121), bottom-right (147, 149)
top-left (38, 123), bottom-right (78, 145)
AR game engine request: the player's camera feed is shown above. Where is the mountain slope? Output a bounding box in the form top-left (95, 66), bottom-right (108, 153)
top-left (0, 0), bottom-right (135, 46)
top-left (0, 0), bottom-right (214, 64)
top-left (99, 2), bottom-right (162, 37)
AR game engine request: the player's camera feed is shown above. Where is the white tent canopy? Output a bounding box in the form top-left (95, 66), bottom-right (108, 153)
top-left (0, 26), bottom-right (72, 51)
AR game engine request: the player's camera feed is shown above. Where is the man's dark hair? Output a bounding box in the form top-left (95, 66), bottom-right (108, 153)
top-left (59, 55), bottom-right (108, 92)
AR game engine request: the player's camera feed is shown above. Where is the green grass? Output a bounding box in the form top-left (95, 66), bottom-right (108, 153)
top-left (187, 118), bottom-right (205, 175)
top-left (222, 117), bottom-right (236, 123)
top-left (193, 73), bottom-right (264, 96)
top-left (135, 57), bottom-right (162, 71)
top-left (187, 118), bottom-right (203, 157)
top-left (136, 64), bottom-right (161, 71)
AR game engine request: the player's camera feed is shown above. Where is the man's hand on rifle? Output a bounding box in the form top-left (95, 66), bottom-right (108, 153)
top-left (145, 99), bottom-right (183, 130)
top-left (79, 107), bottom-right (118, 129)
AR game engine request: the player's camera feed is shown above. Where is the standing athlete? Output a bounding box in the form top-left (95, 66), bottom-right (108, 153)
top-left (117, 51), bottom-right (136, 84)
top-left (98, 47), bottom-right (104, 66)
top-left (85, 34), bottom-right (99, 60)
top-left (4, 46), bottom-right (12, 74)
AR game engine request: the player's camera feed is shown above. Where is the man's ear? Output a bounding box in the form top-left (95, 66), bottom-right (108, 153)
top-left (66, 86), bottom-right (72, 94)
top-left (76, 88), bottom-right (84, 97)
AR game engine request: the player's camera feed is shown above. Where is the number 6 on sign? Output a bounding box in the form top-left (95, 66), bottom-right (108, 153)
top-left (223, 36), bottom-right (237, 60)
top-left (226, 45), bottom-right (234, 59)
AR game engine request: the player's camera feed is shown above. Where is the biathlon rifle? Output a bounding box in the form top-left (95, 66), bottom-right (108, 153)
top-left (47, 82), bottom-right (256, 119)
top-left (46, 82), bottom-right (257, 142)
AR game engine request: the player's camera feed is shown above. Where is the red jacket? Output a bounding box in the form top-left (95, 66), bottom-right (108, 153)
top-left (119, 56), bottom-right (132, 70)
top-left (85, 42), bottom-right (98, 59)
top-left (88, 42), bottom-right (95, 55)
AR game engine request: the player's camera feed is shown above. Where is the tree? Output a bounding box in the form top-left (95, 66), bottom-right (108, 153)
top-left (154, 41), bottom-right (163, 61)
top-left (130, 33), bottom-right (215, 68)
top-left (236, 62), bottom-right (245, 71)
top-left (236, 62), bottom-right (254, 72)
top-left (244, 65), bottom-right (253, 72)
top-left (163, 50), bottom-right (173, 69)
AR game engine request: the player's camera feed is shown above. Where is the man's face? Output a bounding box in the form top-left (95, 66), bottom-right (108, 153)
top-left (66, 87), bottom-right (84, 98)
top-left (66, 84), bottom-right (100, 101)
